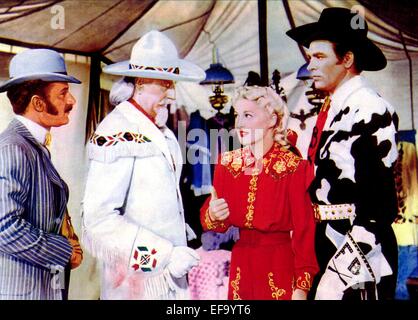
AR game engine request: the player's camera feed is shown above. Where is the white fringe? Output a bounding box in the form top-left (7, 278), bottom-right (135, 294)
top-left (142, 269), bottom-right (189, 300)
top-left (83, 228), bottom-right (189, 300)
top-left (88, 140), bottom-right (160, 164)
top-left (141, 269), bottom-right (172, 299)
top-left (81, 227), bottom-right (127, 267)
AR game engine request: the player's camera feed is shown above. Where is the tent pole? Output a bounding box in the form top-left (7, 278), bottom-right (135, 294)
top-left (85, 55), bottom-right (102, 143)
top-left (282, 0), bottom-right (308, 62)
top-left (399, 31), bottom-right (415, 130)
top-left (258, 0), bottom-right (269, 86)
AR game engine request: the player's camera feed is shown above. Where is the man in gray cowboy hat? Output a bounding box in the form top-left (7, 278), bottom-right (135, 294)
top-left (0, 48), bottom-right (83, 300)
top-left (286, 7), bottom-right (399, 300)
top-left (82, 30), bottom-right (205, 299)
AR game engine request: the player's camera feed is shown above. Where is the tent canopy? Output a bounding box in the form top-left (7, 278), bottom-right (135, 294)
top-left (1, 0), bottom-right (219, 62)
top-left (1, 0), bottom-right (417, 80)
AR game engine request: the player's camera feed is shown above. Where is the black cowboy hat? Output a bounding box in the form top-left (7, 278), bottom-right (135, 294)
top-left (286, 7), bottom-right (386, 71)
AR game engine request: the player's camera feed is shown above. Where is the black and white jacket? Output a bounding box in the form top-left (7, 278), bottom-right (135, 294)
top-left (310, 75), bottom-right (399, 262)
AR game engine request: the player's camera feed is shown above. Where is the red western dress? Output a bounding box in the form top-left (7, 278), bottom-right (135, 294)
top-left (200, 143), bottom-right (318, 300)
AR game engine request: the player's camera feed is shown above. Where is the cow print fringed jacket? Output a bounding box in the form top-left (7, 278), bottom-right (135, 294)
top-left (310, 75), bottom-right (399, 253)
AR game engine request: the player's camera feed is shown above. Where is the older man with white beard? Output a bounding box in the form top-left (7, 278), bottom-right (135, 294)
top-left (82, 30), bottom-right (205, 300)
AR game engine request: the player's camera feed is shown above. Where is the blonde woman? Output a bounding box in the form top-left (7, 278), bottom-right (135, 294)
top-left (200, 86), bottom-right (318, 300)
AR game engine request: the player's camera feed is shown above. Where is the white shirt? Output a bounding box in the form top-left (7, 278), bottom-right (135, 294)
top-left (15, 115), bottom-right (49, 145)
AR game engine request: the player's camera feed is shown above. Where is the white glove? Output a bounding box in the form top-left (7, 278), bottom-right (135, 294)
top-left (166, 246), bottom-right (200, 278)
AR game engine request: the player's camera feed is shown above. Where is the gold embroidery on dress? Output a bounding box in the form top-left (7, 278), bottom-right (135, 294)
top-left (231, 267), bottom-right (242, 300)
top-left (204, 208), bottom-right (225, 230)
top-left (263, 157), bottom-right (272, 174)
top-left (245, 170), bottom-right (258, 228)
top-left (268, 272), bottom-right (286, 300)
top-left (221, 151), bottom-right (233, 166)
top-left (269, 147), bottom-right (301, 180)
top-left (295, 272), bottom-right (312, 291)
top-left (221, 143), bottom-right (300, 179)
top-left (221, 147), bottom-right (253, 177)
top-left (204, 208), bottom-right (216, 230)
top-left (263, 148), bottom-right (278, 174)
top-left (231, 157), bottom-right (243, 171)
top-left (273, 159), bottom-right (286, 174)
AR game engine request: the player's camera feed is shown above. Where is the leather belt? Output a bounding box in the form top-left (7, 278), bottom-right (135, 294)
top-left (313, 203), bottom-right (356, 222)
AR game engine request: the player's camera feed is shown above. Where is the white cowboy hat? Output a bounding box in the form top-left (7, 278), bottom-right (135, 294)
top-left (0, 49), bottom-right (81, 92)
top-left (103, 30), bottom-right (206, 82)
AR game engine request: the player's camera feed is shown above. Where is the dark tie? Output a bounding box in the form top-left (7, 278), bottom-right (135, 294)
top-left (307, 96), bottom-right (331, 185)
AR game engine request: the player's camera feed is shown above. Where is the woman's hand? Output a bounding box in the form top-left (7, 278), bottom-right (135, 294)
top-left (208, 187), bottom-right (230, 221)
top-left (292, 288), bottom-right (308, 300)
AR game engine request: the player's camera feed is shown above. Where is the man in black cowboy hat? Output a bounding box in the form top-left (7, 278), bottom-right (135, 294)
top-left (287, 7), bottom-right (399, 300)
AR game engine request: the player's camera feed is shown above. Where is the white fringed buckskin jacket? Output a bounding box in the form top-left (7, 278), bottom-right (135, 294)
top-left (82, 100), bottom-right (195, 300)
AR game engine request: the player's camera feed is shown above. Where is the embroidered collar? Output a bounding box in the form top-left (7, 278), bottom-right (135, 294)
top-left (221, 143), bottom-right (301, 179)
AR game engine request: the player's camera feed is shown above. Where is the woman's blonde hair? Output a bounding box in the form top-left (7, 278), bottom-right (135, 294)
top-left (233, 85), bottom-right (290, 147)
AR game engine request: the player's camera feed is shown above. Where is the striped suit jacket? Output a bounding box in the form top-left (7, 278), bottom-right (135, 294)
top-left (0, 119), bottom-right (72, 300)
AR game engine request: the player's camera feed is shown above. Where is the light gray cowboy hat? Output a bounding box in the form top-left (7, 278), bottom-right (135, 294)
top-left (0, 48), bottom-right (81, 92)
top-left (103, 30), bottom-right (206, 82)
